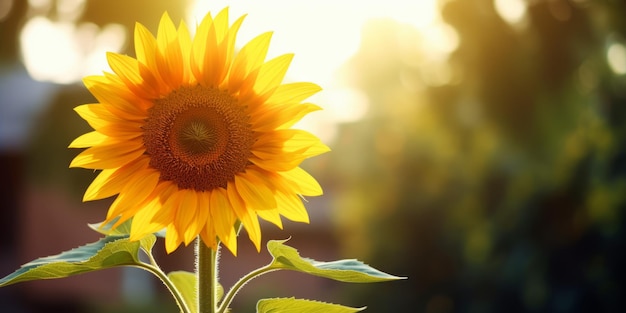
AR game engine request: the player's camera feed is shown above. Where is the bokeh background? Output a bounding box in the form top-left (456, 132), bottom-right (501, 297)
top-left (1, 0), bottom-right (626, 312)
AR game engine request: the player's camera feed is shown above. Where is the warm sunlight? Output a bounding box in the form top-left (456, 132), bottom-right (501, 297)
top-left (20, 17), bottom-right (126, 84)
top-left (189, 0), bottom-right (452, 142)
top-left (18, 0), bottom-right (451, 142)
top-left (608, 42), bottom-right (626, 75)
top-left (189, 0), bottom-right (446, 87)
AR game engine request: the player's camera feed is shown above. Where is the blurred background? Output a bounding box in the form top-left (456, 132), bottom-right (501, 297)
top-left (1, 0), bottom-right (626, 312)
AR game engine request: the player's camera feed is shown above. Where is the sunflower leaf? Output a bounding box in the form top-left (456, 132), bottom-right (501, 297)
top-left (0, 235), bottom-right (150, 287)
top-left (139, 233), bottom-right (157, 255)
top-left (256, 297), bottom-right (365, 313)
top-left (88, 217), bottom-right (132, 236)
top-left (167, 270), bottom-right (224, 313)
top-left (168, 271), bottom-right (198, 313)
top-left (267, 239), bottom-right (406, 283)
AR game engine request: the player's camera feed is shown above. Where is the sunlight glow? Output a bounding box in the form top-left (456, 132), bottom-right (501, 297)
top-left (494, 0), bottom-right (527, 25)
top-left (20, 18), bottom-right (82, 84)
top-left (20, 17), bottom-right (126, 84)
top-left (57, 0), bottom-right (85, 21)
top-left (190, 0), bottom-right (445, 87)
top-left (19, 0), bottom-right (447, 143)
top-left (608, 42), bottom-right (626, 75)
top-left (190, 0), bottom-right (447, 142)
top-left (27, 0), bottom-right (50, 9)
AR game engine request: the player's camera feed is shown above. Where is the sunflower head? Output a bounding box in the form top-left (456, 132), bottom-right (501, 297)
top-left (69, 8), bottom-right (329, 255)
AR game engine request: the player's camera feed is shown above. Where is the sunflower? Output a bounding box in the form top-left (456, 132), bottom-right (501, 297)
top-left (69, 8), bottom-right (328, 255)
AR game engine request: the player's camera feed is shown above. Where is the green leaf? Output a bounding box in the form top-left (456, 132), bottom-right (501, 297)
top-left (167, 270), bottom-right (224, 313)
top-left (88, 217), bottom-right (132, 236)
top-left (89, 218), bottom-right (167, 239)
top-left (257, 298), bottom-right (365, 313)
top-left (0, 235), bottom-right (154, 287)
top-left (267, 239), bottom-right (405, 283)
top-left (168, 271), bottom-right (198, 313)
top-left (139, 234), bottom-right (157, 255)
top-left (88, 218), bottom-right (155, 255)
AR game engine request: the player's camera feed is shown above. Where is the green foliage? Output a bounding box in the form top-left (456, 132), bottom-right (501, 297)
top-left (0, 234), bottom-right (155, 287)
top-left (168, 270), bottom-right (225, 313)
top-left (267, 239), bottom-right (404, 283)
top-left (168, 271), bottom-right (198, 313)
top-left (217, 239), bottom-right (403, 312)
top-left (257, 298), bottom-right (365, 313)
top-left (1, 235), bottom-right (401, 312)
top-left (327, 0), bottom-right (626, 311)
top-left (89, 217), bottom-right (132, 236)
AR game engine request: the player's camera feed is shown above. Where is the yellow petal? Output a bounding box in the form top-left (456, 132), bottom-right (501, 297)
top-left (152, 184), bottom-right (182, 227)
top-left (106, 52), bottom-right (158, 99)
top-left (305, 141), bottom-right (331, 159)
top-left (257, 209), bottom-right (283, 229)
top-left (177, 20), bottom-right (194, 84)
top-left (190, 11), bottom-right (213, 84)
top-left (83, 76), bottom-right (148, 120)
top-left (227, 182), bottom-right (262, 251)
top-left (165, 223), bottom-right (182, 253)
top-left (198, 7), bottom-right (234, 86)
top-left (254, 129), bottom-right (329, 155)
top-left (266, 82), bottom-right (322, 106)
top-left (129, 183), bottom-right (171, 240)
top-left (218, 13), bottom-right (246, 89)
top-left (70, 138), bottom-right (144, 169)
top-left (191, 11), bottom-right (220, 86)
top-left (176, 189), bottom-right (200, 245)
top-left (211, 8), bottom-right (247, 87)
top-left (83, 157), bottom-right (149, 201)
top-left (68, 131), bottom-right (107, 148)
top-left (209, 187), bottom-right (237, 250)
top-left (250, 130), bottom-right (328, 171)
top-left (244, 53), bottom-right (294, 102)
top-left (228, 32), bottom-right (273, 91)
top-left (73, 104), bottom-right (143, 141)
top-left (134, 22), bottom-right (156, 66)
top-left (199, 221), bottom-right (218, 251)
top-left (235, 173), bottom-right (277, 210)
top-left (134, 22), bottom-right (166, 91)
top-left (83, 169), bottom-right (117, 201)
top-left (156, 12), bottom-right (183, 88)
top-left (275, 191), bottom-right (309, 223)
top-left (213, 7), bottom-right (230, 43)
top-left (74, 104), bottom-right (139, 130)
top-left (250, 103), bottom-right (322, 131)
top-left (280, 167), bottom-right (323, 196)
top-left (74, 104), bottom-right (109, 129)
top-left (249, 154), bottom-right (305, 172)
top-left (106, 168), bottom-right (160, 225)
top-left (196, 191), bottom-right (211, 237)
top-left (96, 122), bottom-right (143, 140)
top-left (220, 225), bottom-right (238, 256)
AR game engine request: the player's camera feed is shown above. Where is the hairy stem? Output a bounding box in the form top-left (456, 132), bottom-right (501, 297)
top-left (198, 239), bottom-right (217, 313)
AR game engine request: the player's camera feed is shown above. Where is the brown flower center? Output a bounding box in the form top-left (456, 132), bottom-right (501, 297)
top-left (143, 86), bottom-right (254, 191)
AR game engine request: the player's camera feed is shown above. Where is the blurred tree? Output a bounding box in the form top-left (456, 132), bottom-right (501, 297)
top-left (331, 0), bottom-right (626, 312)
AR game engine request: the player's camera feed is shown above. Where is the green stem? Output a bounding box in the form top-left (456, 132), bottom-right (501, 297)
top-left (217, 264), bottom-right (277, 313)
top-left (136, 263), bottom-right (191, 313)
top-left (198, 239), bottom-right (217, 313)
